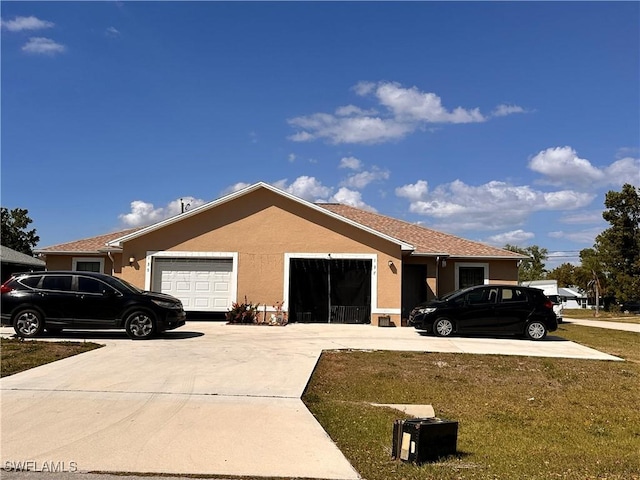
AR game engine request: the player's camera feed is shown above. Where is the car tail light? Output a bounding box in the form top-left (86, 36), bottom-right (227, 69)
top-left (1, 282), bottom-right (13, 294)
top-left (544, 299), bottom-right (554, 309)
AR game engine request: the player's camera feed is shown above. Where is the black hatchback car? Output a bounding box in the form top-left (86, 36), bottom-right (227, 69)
top-left (1, 271), bottom-right (186, 339)
top-left (409, 284), bottom-right (558, 340)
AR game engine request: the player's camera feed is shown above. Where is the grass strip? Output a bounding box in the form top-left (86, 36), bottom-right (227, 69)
top-left (303, 324), bottom-right (640, 480)
top-left (1, 337), bottom-right (103, 377)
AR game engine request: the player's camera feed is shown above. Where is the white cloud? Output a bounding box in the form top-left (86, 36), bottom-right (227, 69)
top-left (289, 81), bottom-right (525, 145)
top-left (559, 210), bottom-right (604, 225)
top-left (106, 26), bottom-right (120, 37)
top-left (119, 197), bottom-right (206, 227)
top-left (341, 167), bottom-right (390, 189)
top-left (288, 153), bottom-right (296, 163)
top-left (222, 182), bottom-right (251, 195)
top-left (288, 110), bottom-right (413, 144)
top-left (395, 179), bottom-right (594, 231)
top-left (528, 146), bottom-right (640, 187)
top-left (605, 157), bottom-right (640, 186)
top-left (485, 229), bottom-right (535, 245)
top-left (330, 187), bottom-right (375, 211)
top-left (375, 82), bottom-right (485, 124)
top-left (548, 227), bottom-right (602, 244)
top-left (282, 176), bottom-right (333, 202)
top-left (492, 104), bottom-right (526, 117)
top-left (1, 15), bottom-right (53, 32)
top-left (270, 176), bottom-right (377, 211)
top-left (395, 180), bottom-right (429, 202)
top-left (339, 156), bottom-right (362, 170)
top-left (22, 37), bottom-right (66, 55)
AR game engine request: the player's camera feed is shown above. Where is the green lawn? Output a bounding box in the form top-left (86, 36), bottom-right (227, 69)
top-left (303, 323), bottom-right (640, 480)
top-left (1, 338), bottom-right (102, 377)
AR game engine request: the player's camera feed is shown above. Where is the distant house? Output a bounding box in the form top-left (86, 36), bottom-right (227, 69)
top-left (559, 286), bottom-right (589, 309)
top-left (36, 182), bottom-right (526, 325)
top-left (1, 245), bottom-right (46, 283)
top-left (521, 279), bottom-right (589, 309)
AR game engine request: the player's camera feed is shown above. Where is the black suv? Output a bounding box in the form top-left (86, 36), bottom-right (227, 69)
top-left (409, 284), bottom-right (558, 340)
top-left (1, 271), bottom-right (186, 339)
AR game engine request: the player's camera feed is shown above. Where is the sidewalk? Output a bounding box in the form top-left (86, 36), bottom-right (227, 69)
top-left (564, 318), bottom-right (640, 333)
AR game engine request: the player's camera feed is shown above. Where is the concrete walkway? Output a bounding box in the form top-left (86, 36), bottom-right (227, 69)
top-left (564, 318), bottom-right (640, 333)
top-left (0, 323), bottom-right (624, 479)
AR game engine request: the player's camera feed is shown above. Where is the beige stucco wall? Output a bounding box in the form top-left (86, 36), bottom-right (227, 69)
top-left (437, 258), bottom-right (520, 295)
top-left (117, 188), bottom-right (403, 324)
top-left (44, 254), bottom-right (114, 274)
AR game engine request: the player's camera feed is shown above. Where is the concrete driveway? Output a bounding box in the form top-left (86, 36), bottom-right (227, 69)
top-left (0, 323), bottom-right (621, 479)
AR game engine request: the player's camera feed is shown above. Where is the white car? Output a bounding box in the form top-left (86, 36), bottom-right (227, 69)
top-left (548, 295), bottom-right (563, 323)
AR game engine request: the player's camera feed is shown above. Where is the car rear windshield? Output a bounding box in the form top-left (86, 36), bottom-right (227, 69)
top-left (18, 275), bottom-right (42, 288)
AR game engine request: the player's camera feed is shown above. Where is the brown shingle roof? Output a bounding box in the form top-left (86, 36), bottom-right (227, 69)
top-left (36, 227), bottom-right (143, 254)
top-left (317, 203), bottom-right (523, 258)
top-left (35, 203), bottom-right (523, 259)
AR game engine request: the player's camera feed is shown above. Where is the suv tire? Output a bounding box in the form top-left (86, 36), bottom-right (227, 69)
top-left (14, 308), bottom-right (45, 338)
top-left (125, 310), bottom-right (156, 339)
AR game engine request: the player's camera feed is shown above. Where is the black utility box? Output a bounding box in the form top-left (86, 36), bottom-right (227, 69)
top-left (392, 417), bottom-right (458, 463)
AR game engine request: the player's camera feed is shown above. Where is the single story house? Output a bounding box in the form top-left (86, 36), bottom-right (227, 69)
top-left (1, 245), bottom-right (46, 283)
top-left (36, 182), bottom-right (526, 325)
top-left (559, 287), bottom-right (589, 309)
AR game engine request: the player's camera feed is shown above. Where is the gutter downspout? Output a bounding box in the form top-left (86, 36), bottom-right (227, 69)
top-left (107, 252), bottom-right (115, 276)
top-left (435, 256), bottom-right (441, 298)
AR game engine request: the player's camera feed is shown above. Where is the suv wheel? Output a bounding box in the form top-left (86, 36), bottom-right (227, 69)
top-left (433, 317), bottom-right (454, 337)
top-left (525, 321), bottom-right (547, 340)
top-left (125, 311), bottom-right (156, 339)
top-left (14, 309), bottom-right (45, 338)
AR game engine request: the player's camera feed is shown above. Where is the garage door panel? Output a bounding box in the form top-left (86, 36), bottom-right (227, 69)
top-left (152, 258), bottom-right (233, 312)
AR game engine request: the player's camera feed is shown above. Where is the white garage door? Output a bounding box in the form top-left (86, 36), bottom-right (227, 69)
top-left (152, 258), bottom-right (233, 312)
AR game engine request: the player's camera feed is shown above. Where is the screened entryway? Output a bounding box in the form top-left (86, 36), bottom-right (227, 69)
top-left (288, 258), bottom-right (372, 323)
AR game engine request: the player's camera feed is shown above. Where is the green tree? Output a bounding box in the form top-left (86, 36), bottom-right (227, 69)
top-left (593, 184), bottom-right (640, 302)
top-left (547, 262), bottom-right (576, 287)
top-left (504, 244), bottom-right (549, 281)
top-left (1, 207), bottom-right (40, 255)
top-left (573, 247), bottom-right (608, 306)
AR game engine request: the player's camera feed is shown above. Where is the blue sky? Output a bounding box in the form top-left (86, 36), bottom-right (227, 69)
top-left (2, 1), bottom-right (639, 268)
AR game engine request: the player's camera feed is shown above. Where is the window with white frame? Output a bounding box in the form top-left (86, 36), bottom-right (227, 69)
top-left (72, 257), bottom-right (104, 273)
top-left (455, 262), bottom-right (489, 289)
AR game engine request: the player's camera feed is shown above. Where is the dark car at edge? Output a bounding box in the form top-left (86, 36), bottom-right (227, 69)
top-left (409, 284), bottom-right (558, 340)
top-left (1, 271), bottom-right (186, 339)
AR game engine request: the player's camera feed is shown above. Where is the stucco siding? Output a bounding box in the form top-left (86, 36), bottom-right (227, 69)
top-left (118, 189), bottom-right (403, 320)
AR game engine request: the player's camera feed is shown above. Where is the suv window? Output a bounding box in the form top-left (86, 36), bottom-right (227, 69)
top-left (18, 275), bottom-right (42, 288)
top-left (78, 277), bottom-right (111, 294)
top-left (41, 275), bottom-right (72, 291)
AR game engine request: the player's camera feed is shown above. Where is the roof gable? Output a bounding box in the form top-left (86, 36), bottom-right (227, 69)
top-left (106, 182), bottom-right (414, 251)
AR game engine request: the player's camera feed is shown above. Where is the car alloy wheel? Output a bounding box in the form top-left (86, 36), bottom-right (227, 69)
top-left (125, 311), bottom-right (156, 339)
top-left (526, 321), bottom-right (547, 340)
top-left (433, 318), bottom-right (454, 337)
top-left (14, 309), bottom-right (44, 338)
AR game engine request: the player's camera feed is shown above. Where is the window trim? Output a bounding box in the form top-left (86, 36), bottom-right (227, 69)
top-left (455, 262), bottom-right (489, 290)
top-left (72, 257), bottom-right (105, 273)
